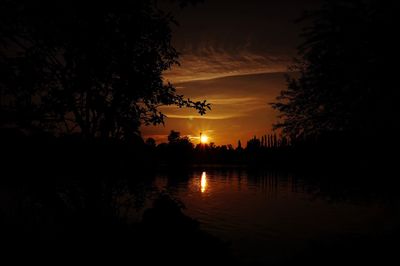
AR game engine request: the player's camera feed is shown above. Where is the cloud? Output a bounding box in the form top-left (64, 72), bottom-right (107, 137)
top-left (205, 96), bottom-right (261, 105)
top-left (164, 114), bottom-right (239, 120)
top-left (164, 44), bottom-right (291, 83)
top-left (160, 95), bottom-right (268, 121)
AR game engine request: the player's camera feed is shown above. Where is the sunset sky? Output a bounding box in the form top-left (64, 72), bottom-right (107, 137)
top-left (141, 0), bottom-right (321, 146)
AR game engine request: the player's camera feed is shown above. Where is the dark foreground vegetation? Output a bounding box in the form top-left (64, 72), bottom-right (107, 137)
top-left (1, 177), bottom-right (232, 264)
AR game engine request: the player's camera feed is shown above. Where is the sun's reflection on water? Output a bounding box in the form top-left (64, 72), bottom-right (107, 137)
top-left (201, 171), bottom-right (207, 193)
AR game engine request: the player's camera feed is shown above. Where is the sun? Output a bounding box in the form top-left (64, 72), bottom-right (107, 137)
top-left (200, 134), bottom-right (209, 144)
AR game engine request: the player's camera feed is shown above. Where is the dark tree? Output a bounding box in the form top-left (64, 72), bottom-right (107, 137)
top-left (237, 140), bottom-right (242, 150)
top-left (247, 136), bottom-right (261, 152)
top-left (167, 130), bottom-right (181, 144)
top-left (165, 130), bottom-right (193, 164)
top-left (0, 0), bottom-right (210, 141)
top-left (272, 1), bottom-right (398, 140)
top-left (167, 130), bottom-right (192, 149)
top-left (145, 137), bottom-right (156, 148)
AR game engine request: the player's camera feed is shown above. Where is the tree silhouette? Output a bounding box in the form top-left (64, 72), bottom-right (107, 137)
top-left (0, 0), bottom-right (210, 140)
top-left (165, 130), bottom-right (193, 164)
top-left (272, 1), bottom-right (398, 140)
top-left (247, 136), bottom-right (261, 152)
top-left (168, 130), bottom-right (181, 144)
top-left (237, 140), bottom-right (242, 150)
top-left (145, 137), bottom-right (156, 148)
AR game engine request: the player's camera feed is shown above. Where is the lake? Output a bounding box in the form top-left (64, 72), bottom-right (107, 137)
top-left (0, 167), bottom-right (397, 264)
top-left (142, 168), bottom-right (398, 265)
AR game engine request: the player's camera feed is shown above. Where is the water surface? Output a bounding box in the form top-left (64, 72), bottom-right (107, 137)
top-left (149, 169), bottom-right (396, 264)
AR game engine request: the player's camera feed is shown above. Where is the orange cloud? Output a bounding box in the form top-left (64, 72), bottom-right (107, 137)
top-left (164, 45), bottom-right (291, 83)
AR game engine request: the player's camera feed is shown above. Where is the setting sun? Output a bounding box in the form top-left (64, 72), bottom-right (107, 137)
top-left (200, 134), bottom-right (209, 144)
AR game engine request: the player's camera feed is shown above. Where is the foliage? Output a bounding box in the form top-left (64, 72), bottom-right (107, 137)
top-left (0, 0), bottom-right (210, 140)
top-left (272, 1), bottom-right (398, 139)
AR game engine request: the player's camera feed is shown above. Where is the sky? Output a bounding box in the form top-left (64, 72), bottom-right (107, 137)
top-left (141, 0), bottom-right (321, 146)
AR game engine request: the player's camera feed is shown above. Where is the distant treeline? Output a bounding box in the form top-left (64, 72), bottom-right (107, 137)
top-left (147, 130), bottom-right (390, 170)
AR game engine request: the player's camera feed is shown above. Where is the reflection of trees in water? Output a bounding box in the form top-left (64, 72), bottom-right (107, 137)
top-left (0, 176), bottom-right (149, 230)
top-left (176, 168), bottom-right (400, 206)
top-left (0, 174), bottom-right (232, 263)
top-left (293, 170), bottom-right (400, 208)
top-left (246, 170), bottom-right (305, 200)
top-left (244, 168), bottom-right (400, 207)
